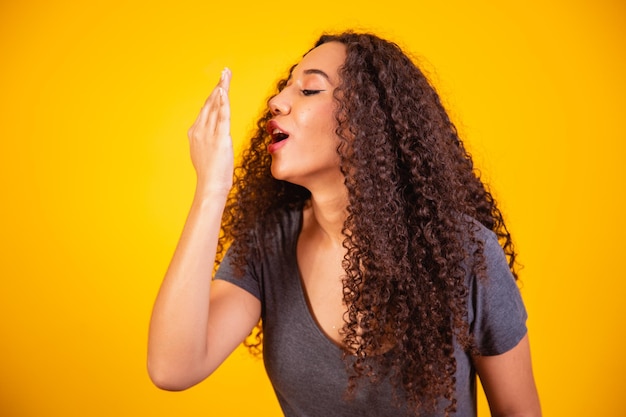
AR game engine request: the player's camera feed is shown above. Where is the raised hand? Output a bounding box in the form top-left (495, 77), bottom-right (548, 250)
top-left (187, 68), bottom-right (233, 196)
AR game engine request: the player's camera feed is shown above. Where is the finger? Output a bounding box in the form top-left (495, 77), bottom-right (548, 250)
top-left (202, 90), bottom-right (219, 135)
top-left (197, 86), bottom-right (221, 129)
top-left (190, 68), bottom-right (229, 133)
top-left (219, 67), bottom-right (231, 93)
top-left (205, 68), bottom-right (231, 131)
top-left (215, 86), bottom-right (231, 138)
top-left (189, 92), bottom-right (215, 137)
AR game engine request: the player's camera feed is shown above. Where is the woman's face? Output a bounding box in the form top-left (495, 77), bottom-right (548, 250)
top-left (266, 41), bottom-right (346, 192)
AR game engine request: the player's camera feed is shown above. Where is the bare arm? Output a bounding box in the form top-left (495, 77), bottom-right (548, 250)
top-left (474, 333), bottom-right (542, 417)
top-left (147, 69), bottom-right (261, 390)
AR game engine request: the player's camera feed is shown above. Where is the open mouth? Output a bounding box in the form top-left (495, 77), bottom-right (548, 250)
top-left (267, 121), bottom-right (290, 144)
top-left (271, 129), bottom-right (289, 143)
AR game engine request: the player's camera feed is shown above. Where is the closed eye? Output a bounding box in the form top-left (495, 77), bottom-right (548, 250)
top-left (302, 89), bottom-right (324, 96)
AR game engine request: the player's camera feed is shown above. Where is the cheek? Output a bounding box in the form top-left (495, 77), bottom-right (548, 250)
top-left (313, 105), bottom-right (339, 136)
top-left (297, 102), bottom-right (339, 141)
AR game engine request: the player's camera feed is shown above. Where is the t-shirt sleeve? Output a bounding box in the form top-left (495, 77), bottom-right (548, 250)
top-left (469, 230), bottom-right (528, 356)
top-left (214, 248), bottom-right (262, 301)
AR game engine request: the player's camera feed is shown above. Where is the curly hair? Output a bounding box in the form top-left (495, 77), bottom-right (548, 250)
top-left (217, 31), bottom-right (517, 416)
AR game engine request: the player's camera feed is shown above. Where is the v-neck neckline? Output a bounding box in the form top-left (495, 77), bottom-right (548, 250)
top-left (291, 208), bottom-right (348, 353)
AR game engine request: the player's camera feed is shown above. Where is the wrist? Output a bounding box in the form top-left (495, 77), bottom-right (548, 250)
top-left (195, 174), bottom-right (232, 196)
top-left (194, 188), bottom-right (229, 203)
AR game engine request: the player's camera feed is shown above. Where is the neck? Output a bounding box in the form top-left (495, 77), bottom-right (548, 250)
top-left (306, 188), bottom-right (348, 245)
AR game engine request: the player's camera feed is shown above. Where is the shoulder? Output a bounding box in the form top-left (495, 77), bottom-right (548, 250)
top-left (458, 216), bottom-right (507, 268)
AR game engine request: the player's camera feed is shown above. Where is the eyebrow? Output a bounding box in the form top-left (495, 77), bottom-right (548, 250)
top-left (302, 68), bottom-right (330, 80)
top-left (288, 68), bottom-right (332, 84)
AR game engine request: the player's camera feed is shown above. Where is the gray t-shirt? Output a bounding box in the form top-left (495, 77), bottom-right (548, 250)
top-left (215, 208), bottom-right (527, 416)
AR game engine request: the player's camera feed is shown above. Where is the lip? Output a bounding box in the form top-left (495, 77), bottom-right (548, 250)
top-left (267, 138), bottom-right (288, 154)
top-left (266, 120), bottom-right (290, 138)
top-left (266, 119), bottom-right (290, 154)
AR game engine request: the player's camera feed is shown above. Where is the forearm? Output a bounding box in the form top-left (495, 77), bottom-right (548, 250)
top-left (147, 190), bottom-right (227, 387)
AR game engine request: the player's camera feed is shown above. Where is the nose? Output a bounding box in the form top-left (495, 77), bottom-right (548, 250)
top-left (268, 91), bottom-right (290, 116)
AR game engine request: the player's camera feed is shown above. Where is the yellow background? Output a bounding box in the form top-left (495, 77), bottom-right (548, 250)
top-left (1, 0), bottom-right (624, 416)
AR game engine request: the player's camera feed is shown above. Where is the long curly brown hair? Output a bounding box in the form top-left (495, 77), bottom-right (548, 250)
top-left (217, 31), bottom-right (517, 416)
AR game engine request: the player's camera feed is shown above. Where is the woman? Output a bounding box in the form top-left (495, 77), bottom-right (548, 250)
top-left (148, 32), bottom-right (541, 416)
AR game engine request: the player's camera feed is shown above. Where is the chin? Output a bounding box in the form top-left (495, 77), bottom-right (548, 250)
top-left (270, 164), bottom-right (305, 188)
top-left (269, 162), bottom-right (290, 182)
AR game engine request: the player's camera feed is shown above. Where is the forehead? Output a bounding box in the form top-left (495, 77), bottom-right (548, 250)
top-left (292, 41), bottom-right (346, 83)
